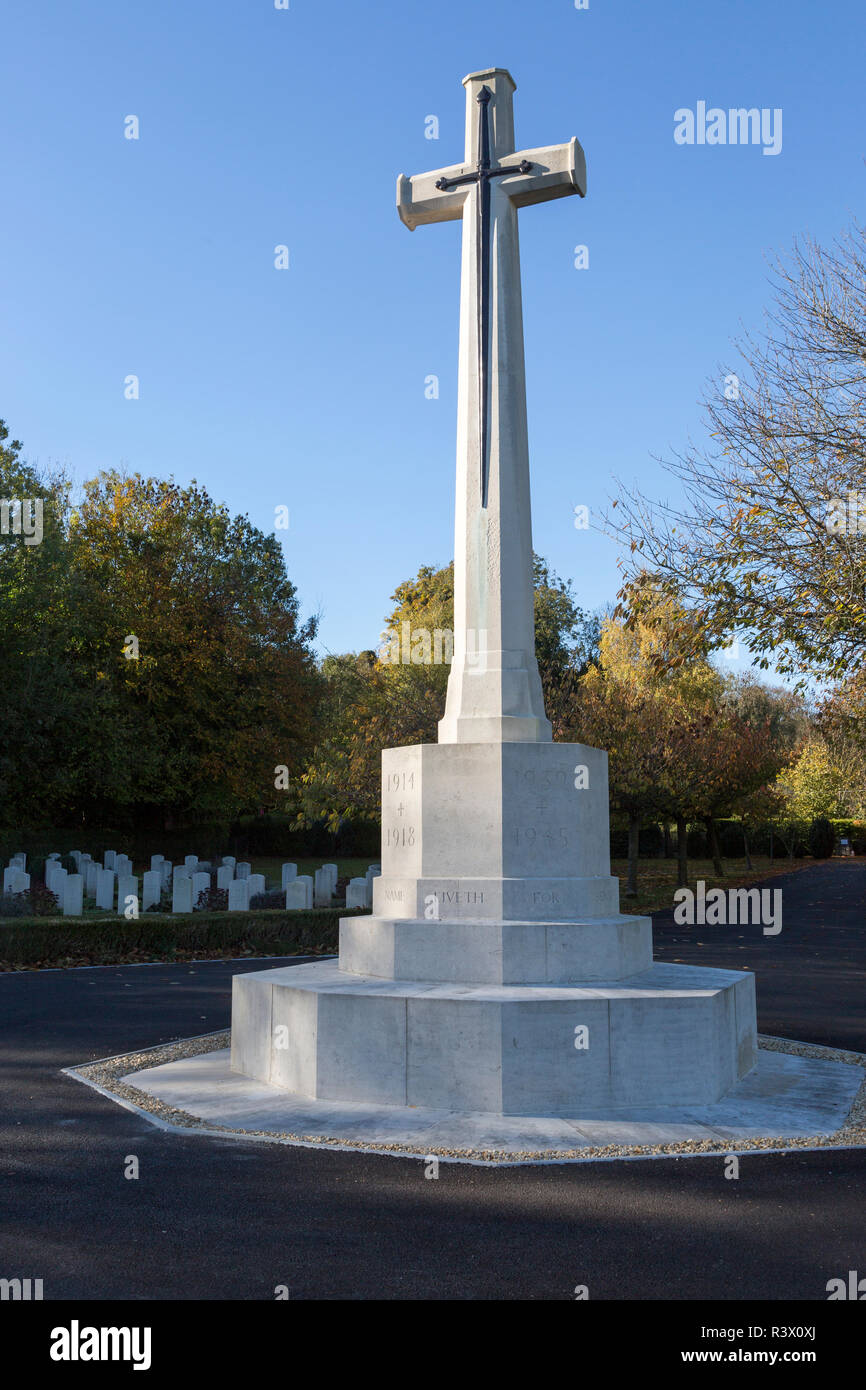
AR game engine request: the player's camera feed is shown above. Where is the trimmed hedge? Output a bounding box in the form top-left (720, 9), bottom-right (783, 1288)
top-left (809, 816), bottom-right (835, 859)
top-left (0, 907), bottom-right (370, 970)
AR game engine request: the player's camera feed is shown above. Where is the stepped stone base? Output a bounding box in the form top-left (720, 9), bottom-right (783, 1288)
top-left (339, 914), bottom-right (652, 984)
top-left (230, 959), bottom-right (757, 1113)
top-left (230, 737), bottom-right (760, 1121)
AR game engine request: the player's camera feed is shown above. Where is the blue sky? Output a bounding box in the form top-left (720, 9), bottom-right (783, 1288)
top-left (2, 0), bottom-right (864, 668)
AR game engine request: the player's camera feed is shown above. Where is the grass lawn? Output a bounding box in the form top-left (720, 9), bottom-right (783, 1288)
top-left (613, 854), bottom-right (815, 916)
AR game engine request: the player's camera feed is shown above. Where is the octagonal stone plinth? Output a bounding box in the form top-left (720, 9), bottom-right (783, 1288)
top-left (230, 960), bottom-right (758, 1113)
top-left (376, 741), bottom-right (620, 922)
top-left (338, 915), bottom-right (652, 984)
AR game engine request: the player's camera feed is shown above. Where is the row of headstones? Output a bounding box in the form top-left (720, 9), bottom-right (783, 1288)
top-left (3, 853), bottom-right (30, 897)
top-left (264, 862), bottom-right (380, 912)
top-left (3, 851), bottom-right (262, 916)
top-left (167, 859), bottom-right (381, 913)
top-left (2, 852), bottom-right (380, 917)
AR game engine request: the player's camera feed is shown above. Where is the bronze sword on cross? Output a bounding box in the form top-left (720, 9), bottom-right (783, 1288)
top-left (433, 86), bottom-right (533, 507)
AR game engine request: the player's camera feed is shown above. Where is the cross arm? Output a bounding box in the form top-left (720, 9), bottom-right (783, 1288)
top-left (397, 165), bottom-right (470, 231)
top-left (504, 137), bottom-right (587, 208)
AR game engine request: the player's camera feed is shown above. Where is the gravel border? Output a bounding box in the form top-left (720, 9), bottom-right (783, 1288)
top-left (67, 1029), bottom-right (866, 1165)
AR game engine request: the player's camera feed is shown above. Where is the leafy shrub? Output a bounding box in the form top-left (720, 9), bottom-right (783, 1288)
top-left (144, 885), bottom-right (174, 913)
top-left (0, 891), bottom-right (33, 918)
top-left (250, 890), bottom-right (287, 911)
top-left (196, 887), bottom-right (228, 912)
top-left (26, 883), bottom-right (64, 916)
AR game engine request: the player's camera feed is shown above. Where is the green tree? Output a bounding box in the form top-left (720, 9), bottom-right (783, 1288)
top-left (606, 217), bottom-right (866, 681)
top-left (780, 737), bottom-right (849, 820)
top-left (816, 672), bottom-right (866, 819)
top-left (571, 663), bottom-right (671, 896)
top-left (0, 422), bottom-right (81, 831)
top-left (65, 471), bottom-right (319, 827)
top-left (568, 596), bottom-right (786, 888)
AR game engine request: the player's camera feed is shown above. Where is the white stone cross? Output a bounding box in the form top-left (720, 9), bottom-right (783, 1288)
top-left (398, 68), bottom-right (585, 744)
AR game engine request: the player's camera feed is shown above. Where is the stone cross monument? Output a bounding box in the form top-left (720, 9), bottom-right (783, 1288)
top-left (398, 68), bottom-right (586, 744)
top-left (230, 70), bottom-right (757, 1122)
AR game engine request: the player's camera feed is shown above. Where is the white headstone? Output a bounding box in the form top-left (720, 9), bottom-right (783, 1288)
top-left (95, 869), bottom-right (114, 910)
top-left (247, 873), bottom-right (266, 902)
top-left (236, 862), bottom-right (251, 880)
top-left (281, 862), bottom-right (297, 888)
top-left (142, 870), bottom-right (162, 911)
top-left (285, 880), bottom-right (310, 910)
top-left (192, 872), bottom-right (211, 909)
top-left (160, 860), bottom-right (173, 885)
top-left (314, 868), bottom-right (333, 907)
top-left (12, 852), bottom-right (27, 868)
top-left (114, 855), bottom-right (133, 878)
top-left (150, 854), bottom-right (165, 870)
top-left (172, 876), bottom-right (194, 914)
top-left (104, 851), bottom-right (116, 870)
top-left (294, 875), bottom-right (313, 908)
top-left (117, 874), bottom-right (138, 913)
top-left (217, 865), bottom-right (234, 891)
top-left (3, 866), bottom-right (27, 895)
top-left (222, 856), bottom-right (236, 868)
top-left (85, 862), bottom-right (100, 898)
top-left (62, 874), bottom-right (84, 917)
top-left (47, 852), bottom-right (61, 861)
top-left (322, 863), bottom-right (338, 889)
top-left (228, 879), bottom-right (250, 912)
top-left (346, 878), bottom-right (370, 910)
top-left (184, 855), bottom-right (198, 869)
top-left (46, 862), bottom-right (67, 897)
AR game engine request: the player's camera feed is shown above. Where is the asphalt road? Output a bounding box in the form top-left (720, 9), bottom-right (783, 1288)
top-left (0, 860), bottom-right (863, 1301)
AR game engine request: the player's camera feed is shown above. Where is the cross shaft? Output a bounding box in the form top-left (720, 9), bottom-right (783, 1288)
top-left (434, 88), bottom-right (534, 506)
top-left (397, 69), bottom-right (586, 745)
